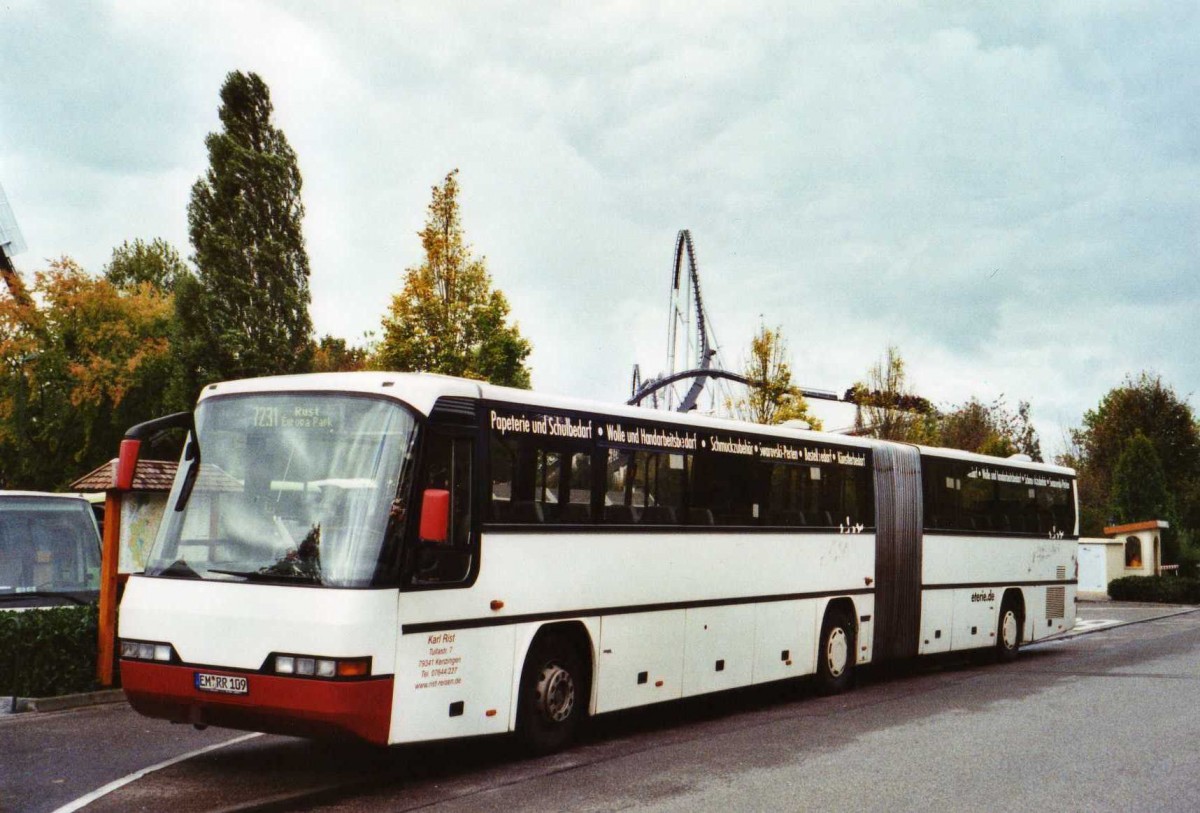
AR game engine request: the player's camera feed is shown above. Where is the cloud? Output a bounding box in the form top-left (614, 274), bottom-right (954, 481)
top-left (1, 1), bottom-right (1197, 458)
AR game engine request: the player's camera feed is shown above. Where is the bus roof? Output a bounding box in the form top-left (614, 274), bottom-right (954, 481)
top-left (197, 372), bottom-right (1073, 476)
top-left (911, 444), bottom-right (1074, 477)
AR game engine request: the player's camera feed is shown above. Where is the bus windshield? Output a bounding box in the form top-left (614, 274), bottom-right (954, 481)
top-left (144, 393), bottom-right (418, 588)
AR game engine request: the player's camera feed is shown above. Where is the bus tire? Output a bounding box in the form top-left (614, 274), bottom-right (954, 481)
top-left (517, 631), bottom-right (587, 754)
top-left (815, 608), bottom-right (855, 695)
top-left (996, 599), bottom-right (1022, 662)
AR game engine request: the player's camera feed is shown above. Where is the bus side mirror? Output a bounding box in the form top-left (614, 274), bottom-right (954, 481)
top-left (116, 439), bottom-right (141, 491)
top-left (419, 489), bottom-right (450, 544)
top-left (120, 411), bottom-right (194, 491)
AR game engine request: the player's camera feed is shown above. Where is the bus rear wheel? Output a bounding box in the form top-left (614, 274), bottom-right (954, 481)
top-left (517, 632), bottom-right (587, 754)
top-left (815, 608), bottom-right (856, 695)
top-left (996, 601), bottom-right (1022, 663)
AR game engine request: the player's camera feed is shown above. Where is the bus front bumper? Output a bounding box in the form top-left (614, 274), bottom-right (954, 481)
top-left (121, 660), bottom-right (394, 745)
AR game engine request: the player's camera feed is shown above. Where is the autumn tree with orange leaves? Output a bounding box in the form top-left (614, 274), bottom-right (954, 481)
top-left (0, 257), bottom-right (175, 489)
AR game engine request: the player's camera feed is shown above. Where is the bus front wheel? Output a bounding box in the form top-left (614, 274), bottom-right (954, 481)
top-left (517, 632), bottom-right (587, 754)
top-left (815, 608), bottom-right (856, 695)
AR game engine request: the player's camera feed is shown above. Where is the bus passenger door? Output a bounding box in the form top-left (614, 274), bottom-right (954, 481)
top-left (406, 431), bottom-right (476, 586)
top-left (393, 418), bottom-right (519, 743)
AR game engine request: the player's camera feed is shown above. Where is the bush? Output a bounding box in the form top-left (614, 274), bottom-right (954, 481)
top-left (0, 605), bottom-right (99, 697)
top-left (1107, 576), bottom-right (1200, 604)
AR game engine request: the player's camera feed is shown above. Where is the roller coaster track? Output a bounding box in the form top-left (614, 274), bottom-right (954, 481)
top-left (672, 230), bottom-right (715, 412)
top-left (630, 229), bottom-right (842, 413)
top-left (631, 229), bottom-right (723, 412)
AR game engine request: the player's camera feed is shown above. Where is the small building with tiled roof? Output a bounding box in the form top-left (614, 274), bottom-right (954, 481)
top-left (1077, 519), bottom-right (1170, 599)
top-left (70, 459), bottom-right (178, 576)
top-left (71, 458), bottom-right (178, 493)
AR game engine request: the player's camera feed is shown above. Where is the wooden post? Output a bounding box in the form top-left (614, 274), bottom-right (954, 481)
top-left (96, 488), bottom-right (122, 686)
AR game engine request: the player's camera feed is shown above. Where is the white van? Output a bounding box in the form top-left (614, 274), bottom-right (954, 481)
top-left (0, 492), bottom-right (102, 609)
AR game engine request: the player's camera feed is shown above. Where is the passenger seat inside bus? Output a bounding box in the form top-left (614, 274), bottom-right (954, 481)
top-left (604, 504), bottom-right (638, 524)
top-left (558, 503), bottom-right (591, 524)
top-left (508, 501), bottom-right (544, 524)
top-left (767, 509), bottom-right (805, 527)
top-left (639, 505), bottom-right (676, 525)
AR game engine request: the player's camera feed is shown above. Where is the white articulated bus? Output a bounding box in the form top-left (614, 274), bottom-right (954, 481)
top-left (118, 372), bottom-right (1077, 750)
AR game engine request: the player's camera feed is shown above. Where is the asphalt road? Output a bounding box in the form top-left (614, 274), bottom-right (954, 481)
top-left (4, 603), bottom-right (1200, 813)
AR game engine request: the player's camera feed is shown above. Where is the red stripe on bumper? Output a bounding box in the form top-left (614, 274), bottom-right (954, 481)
top-left (122, 660), bottom-right (394, 745)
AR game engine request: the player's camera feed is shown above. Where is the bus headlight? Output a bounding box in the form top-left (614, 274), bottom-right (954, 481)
top-left (120, 639), bottom-right (176, 662)
top-left (270, 654), bottom-right (371, 679)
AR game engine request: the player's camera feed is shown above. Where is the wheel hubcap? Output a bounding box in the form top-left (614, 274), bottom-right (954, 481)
top-left (826, 627), bottom-right (848, 677)
top-left (535, 663), bottom-right (575, 723)
top-left (1001, 610), bottom-right (1018, 649)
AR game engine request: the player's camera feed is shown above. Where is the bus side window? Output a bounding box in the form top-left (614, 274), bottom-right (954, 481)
top-left (409, 433), bottom-right (474, 585)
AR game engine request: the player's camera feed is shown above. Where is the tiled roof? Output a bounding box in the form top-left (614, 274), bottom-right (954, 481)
top-left (1103, 519), bottom-right (1170, 535)
top-left (70, 459), bottom-right (178, 492)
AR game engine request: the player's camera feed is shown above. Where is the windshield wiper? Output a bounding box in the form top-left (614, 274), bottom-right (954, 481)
top-left (154, 559), bottom-right (202, 579)
top-left (0, 591), bottom-right (92, 606)
top-left (208, 568), bottom-right (320, 584)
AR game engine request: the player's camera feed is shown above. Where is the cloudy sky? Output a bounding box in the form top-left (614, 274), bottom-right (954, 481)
top-left (2, 1), bottom-right (1197, 454)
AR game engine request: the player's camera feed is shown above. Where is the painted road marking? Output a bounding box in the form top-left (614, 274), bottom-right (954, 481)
top-left (1072, 618), bottom-right (1121, 632)
top-left (50, 732), bottom-right (261, 813)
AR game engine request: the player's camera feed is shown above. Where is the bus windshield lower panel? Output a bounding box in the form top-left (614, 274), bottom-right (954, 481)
top-left (144, 393), bottom-right (416, 588)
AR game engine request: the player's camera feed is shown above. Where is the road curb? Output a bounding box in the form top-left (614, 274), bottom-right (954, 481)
top-left (1, 688), bottom-right (126, 715)
top-left (1047, 605), bottom-right (1200, 642)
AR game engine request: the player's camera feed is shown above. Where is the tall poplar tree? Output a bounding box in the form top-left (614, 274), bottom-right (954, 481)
top-left (376, 169), bottom-right (532, 387)
top-left (177, 71), bottom-right (312, 401)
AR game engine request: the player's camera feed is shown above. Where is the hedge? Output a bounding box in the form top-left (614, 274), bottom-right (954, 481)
top-left (1108, 576), bottom-right (1200, 604)
top-left (0, 604), bottom-right (99, 698)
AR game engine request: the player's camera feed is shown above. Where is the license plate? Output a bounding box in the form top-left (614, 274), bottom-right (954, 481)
top-left (195, 672), bottom-right (249, 695)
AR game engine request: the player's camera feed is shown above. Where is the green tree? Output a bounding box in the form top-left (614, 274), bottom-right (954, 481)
top-left (311, 334), bottom-right (370, 373)
top-left (1111, 430), bottom-right (1179, 562)
top-left (1112, 431), bottom-right (1173, 524)
top-left (728, 324), bottom-right (821, 428)
top-left (1069, 372), bottom-right (1200, 535)
top-left (0, 258), bottom-right (174, 489)
top-left (850, 345), bottom-right (934, 442)
top-left (177, 70), bottom-right (313, 401)
top-left (938, 397), bottom-right (1042, 461)
top-left (376, 170), bottom-right (531, 387)
top-left (103, 238), bottom-right (187, 292)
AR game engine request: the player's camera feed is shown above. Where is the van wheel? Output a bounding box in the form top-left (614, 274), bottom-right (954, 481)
top-left (815, 609), bottom-right (856, 695)
top-left (517, 632), bottom-right (587, 754)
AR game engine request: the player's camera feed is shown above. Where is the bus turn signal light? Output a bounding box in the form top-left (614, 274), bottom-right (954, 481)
top-left (337, 658), bottom-right (370, 678)
top-left (272, 654), bottom-right (371, 680)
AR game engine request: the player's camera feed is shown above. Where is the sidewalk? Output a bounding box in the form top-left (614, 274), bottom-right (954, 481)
top-left (1062, 599), bottom-right (1200, 639)
top-left (0, 688), bottom-right (125, 716)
